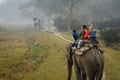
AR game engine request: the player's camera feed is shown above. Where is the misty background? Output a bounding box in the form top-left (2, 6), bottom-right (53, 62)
top-left (0, 0), bottom-right (119, 31)
top-left (0, 1), bottom-right (120, 80)
top-left (0, 0), bottom-right (30, 23)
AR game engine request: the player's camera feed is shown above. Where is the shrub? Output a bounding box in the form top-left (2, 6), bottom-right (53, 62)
top-left (100, 28), bottom-right (120, 47)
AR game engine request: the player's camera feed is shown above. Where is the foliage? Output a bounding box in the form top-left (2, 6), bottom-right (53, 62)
top-left (97, 18), bottom-right (120, 30)
top-left (54, 16), bottom-right (80, 31)
top-left (100, 28), bottom-right (120, 49)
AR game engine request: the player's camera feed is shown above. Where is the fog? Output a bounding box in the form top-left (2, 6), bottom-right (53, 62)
top-left (19, 0), bottom-right (120, 26)
top-left (0, 0), bottom-right (30, 23)
top-left (0, 0), bottom-right (120, 30)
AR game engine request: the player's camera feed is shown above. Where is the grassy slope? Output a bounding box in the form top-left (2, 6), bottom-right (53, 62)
top-left (0, 32), bottom-right (76, 80)
top-left (0, 32), bottom-right (119, 80)
top-left (104, 47), bottom-right (120, 80)
top-left (21, 33), bottom-right (76, 80)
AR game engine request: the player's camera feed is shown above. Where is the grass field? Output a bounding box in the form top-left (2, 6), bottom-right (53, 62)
top-left (0, 31), bottom-right (119, 80)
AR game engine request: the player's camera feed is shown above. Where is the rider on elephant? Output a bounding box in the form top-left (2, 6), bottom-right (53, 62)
top-left (72, 25), bottom-right (90, 50)
top-left (72, 29), bottom-right (79, 47)
top-left (89, 25), bottom-right (97, 43)
top-left (89, 25), bottom-right (104, 53)
top-left (72, 29), bottom-right (79, 41)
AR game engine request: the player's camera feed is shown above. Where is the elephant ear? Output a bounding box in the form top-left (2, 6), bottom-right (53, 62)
top-left (66, 43), bottom-right (72, 55)
top-left (66, 45), bottom-right (71, 60)
top-left (66, 43), bottom-right (73, 63)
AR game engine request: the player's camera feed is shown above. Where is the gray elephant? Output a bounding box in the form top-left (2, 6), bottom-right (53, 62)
top-left (66, 43), bottom-right (104, 80)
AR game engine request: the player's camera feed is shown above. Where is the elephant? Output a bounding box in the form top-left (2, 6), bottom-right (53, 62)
top-left (66, 43), bottom-right (104, 80)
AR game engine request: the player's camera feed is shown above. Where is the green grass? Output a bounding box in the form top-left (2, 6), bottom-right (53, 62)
top-left (0, 32), bottom-right (76, 80)
top-left (104, 47), bottom-right (120, 80)
top-left (0, 31), bottom-right (119, 80)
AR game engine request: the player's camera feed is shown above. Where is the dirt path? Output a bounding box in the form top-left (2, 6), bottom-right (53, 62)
top-left (53, 32), bottom-right (72, 43)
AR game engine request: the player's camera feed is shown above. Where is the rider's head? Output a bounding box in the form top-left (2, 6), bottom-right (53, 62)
top-left (82, 25), bottom-right (87, 29)
top-left (82, 25), bottom-right (88, 32)
top-left (89, 25), bottom-right (94, 31)
top-left (73, 29), bottom-right (76, 33)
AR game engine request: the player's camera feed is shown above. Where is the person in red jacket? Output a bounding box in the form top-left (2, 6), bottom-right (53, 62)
top-left (72, 25), bottom-right (90, 50)
top-left (82, 28), bottom-right (90, 40)
top-left (77, 26), bottom-right (90, 48)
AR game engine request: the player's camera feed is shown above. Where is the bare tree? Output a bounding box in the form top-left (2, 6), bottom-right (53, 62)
top-left (66, 0), bottom-right (80, 32)
top-left (19, 0), bottom-right (81, 32)
top-left (89, 0), bottom-right (102, 29)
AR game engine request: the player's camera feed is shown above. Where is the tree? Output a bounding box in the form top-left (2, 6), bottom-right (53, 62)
top-left (66, 0), bottom-right (80, 32)
top-left (100, 28), bottom-right (120, 50)
top-left (54, 16), bottom-right (80, 31)
top-left (19, 0), bottom-right (120, 31)
top-left (19, 0), bottom-right (82, 32)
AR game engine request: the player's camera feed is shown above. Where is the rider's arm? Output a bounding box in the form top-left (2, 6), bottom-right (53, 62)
top-left (79, 31), bottom-right (84, 38)
top-left (83, 31), bottom-right (90, 40)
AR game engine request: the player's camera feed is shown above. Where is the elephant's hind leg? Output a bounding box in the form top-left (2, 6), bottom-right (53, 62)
top-left (87, 71), bottom-right (95, 80)
top-left (82, 73), bottom-right (87, 80)
top-left (96, 70), bottom-right (104, 80)
top-left (73, 55), bottom-right (82, 80)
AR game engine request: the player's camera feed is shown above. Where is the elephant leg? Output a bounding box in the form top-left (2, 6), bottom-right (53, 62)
top-left (74, 63), bottom-right (81, 80)
top-left (96, 61), bottom-right (104, 79)
top-left (96, 67), bottom-right (104, 80)
top-left (73, 55), bottom-right (82, 80)
top-left (82, 72), bottom-right (87, 80)
top-left (87, 71), bottom-right (95, 80)
top-left (96, 58), bottom-right (104, 80)
top-left (67, 60), bottom-right (73, 80)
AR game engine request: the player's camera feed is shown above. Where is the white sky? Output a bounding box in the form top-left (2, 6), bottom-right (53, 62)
top-left (0, 0), bottom-right (6, 4)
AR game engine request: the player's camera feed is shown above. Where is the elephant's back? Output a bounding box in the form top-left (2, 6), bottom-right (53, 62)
top-left (74, 47), bottom-right (104, 72)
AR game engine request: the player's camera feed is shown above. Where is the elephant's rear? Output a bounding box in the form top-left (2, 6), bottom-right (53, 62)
top-left (85, 47), bottom-right (104, 80)
top-left (66, 43), bottom-right (104, 80)
top-left (77, 47), bottom-right (104, 80)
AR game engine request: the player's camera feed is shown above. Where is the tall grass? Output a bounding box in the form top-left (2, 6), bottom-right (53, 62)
top-left (0, 31), bottom-right (119, 80)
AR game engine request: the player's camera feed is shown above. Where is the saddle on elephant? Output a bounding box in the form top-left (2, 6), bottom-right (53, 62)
top-left (75, 41), bottom-right (91, 56)
top-left (75, 40), bottom-right (103, 56)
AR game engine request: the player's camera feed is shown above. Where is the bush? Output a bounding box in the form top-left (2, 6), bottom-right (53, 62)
top-left (54, 16), bottom-right (80, 32)
top-left (100, 28), bottom-right (120, 47)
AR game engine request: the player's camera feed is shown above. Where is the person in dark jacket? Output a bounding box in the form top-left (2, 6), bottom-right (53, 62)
top-left (73, 29), bottom-right (79, 41)
top-left (72, 29), bottom-right (79, 47)
top-left (89, 25), bottom-right (97, 42)
top-left (89, 25), bottom-right (104, 53)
